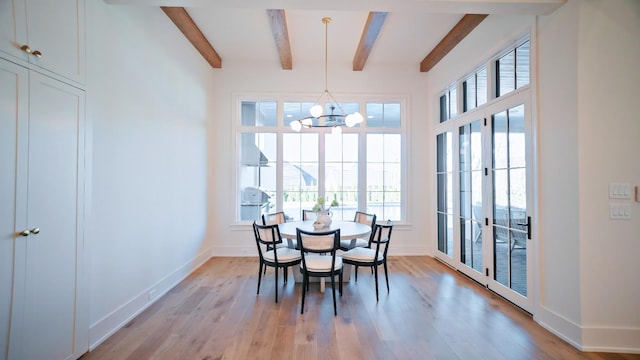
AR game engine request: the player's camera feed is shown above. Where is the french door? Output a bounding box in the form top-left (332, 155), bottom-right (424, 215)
top-left (437, 90), bottom-right (534, 312)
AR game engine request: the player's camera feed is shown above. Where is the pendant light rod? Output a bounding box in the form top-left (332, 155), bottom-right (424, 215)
top-left (323, 17), bottom-right (330, 92)
top-left (290, 16), bottom-right (364, 133)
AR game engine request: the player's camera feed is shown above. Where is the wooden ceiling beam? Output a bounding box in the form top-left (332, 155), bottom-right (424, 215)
top-left (352, 11), bottom-right (388, 71)
top-left (161, 6), bottom-right (222, 69)
top-left (420, 14), bottom-right (488, 73)
top-left (267, 9), bottom-right (293, 70)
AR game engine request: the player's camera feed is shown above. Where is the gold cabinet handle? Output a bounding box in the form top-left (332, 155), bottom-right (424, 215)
top-left (31, 50), bottom-right (42, 58)
top-left (30, 228), bottom-right (40, 234)
top-left (19, 230), bottom-right (30, 237)
top-left (20, 44), bottom-right (32, 54)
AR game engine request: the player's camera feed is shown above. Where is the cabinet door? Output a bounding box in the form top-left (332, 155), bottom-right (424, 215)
top-left (25, 0), bottom-right (85, 83)
top-left (0, 56), bottom-right (28, 360)
top-left (0, 0), bottom-right (28, 62)
top-left (8, 71), bottom-right (87, 360)
top-left (0, 0), bottom-right (85, 84)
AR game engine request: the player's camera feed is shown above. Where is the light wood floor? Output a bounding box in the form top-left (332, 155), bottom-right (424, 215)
top-left (82, 257), bottom-right (639, 360)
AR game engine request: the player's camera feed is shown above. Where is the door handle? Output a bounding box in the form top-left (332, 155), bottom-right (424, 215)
top-left (17, 228), bottom-right (40, 237)
top-left (516, 216), bottom-right (531, 240)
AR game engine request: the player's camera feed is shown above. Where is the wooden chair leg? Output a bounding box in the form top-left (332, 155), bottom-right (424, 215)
top-left (374, 265), bottom-right (379, 302)
top-left (257, 262), bottom-right (263, 295)
top-left (331, 273), bottom-right (337, 316)
top-left (274, 267), bottom-right (279, 303)
top-left (300, 274), bottom-right (307, 314)
top-left (384, 261), bottom-right (390, 293)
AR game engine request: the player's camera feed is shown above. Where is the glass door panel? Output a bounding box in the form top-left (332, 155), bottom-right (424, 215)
top-left (459, 120), bottom-right (483, 274)
top-left (491, 104), bottom-right (528, 298)
top-left (436, 132), bottom-right (453, 258)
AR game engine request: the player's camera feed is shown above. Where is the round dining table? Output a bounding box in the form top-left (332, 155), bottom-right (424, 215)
top-left (278, 220), bottom-right (371, 243)
top-left (278, 220), bottom-right (371, 292)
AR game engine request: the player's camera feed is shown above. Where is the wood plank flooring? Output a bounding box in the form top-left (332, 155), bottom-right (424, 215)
top-left (82, 257), bottom-right (639, 360)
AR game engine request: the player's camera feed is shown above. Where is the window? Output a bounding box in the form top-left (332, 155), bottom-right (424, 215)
top-left (436, 36), bottom-right (530, 260)
top-left (236, 97), bottom-right (406, 223)
top-left (436, 132), bottom-right (453, 257)
top-left (496, 41), bottom-right (530, 97)
top-left (463, 67), bottom-right (487, 112)
top-left (366, 134), bottom-right (401, 220)
top-left (439, 84), bottom-right (457, 123)
top-left (238, 130), bottom-right (277, 221)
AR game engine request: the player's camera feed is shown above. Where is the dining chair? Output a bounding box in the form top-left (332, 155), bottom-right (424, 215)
top-left (262, 211), bottom-right (286, 226)
top-left (253, 222), bottom-right (301, 303)
top-left (302, 209), bottom-right (315, 221)
top-left (262, 211), bottom-right (294, 250)
top-left (340, 222), bottom-right (393, 301)
top-left (339, 211), bottom-right (377, 251)
top-left (296, 227), bottom-right (343, 316)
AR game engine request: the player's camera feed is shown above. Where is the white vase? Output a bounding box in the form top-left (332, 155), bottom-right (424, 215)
top-left (316, 210), bottom-right (332, 227)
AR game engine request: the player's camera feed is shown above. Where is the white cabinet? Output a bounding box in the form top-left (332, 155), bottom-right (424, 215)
top-left (0, 58), bottom-right (87, 360)
top-left (0, 0), bottom-right (85, 84)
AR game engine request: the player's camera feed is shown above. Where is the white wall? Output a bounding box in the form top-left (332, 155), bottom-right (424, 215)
top-left (209, 60), bottom-right (432, 256)
top-left (575, 0), bottom-right (640, 351)
top-left (85, 0), bottom-right (215, 348)
top-left (427, 0), bottom-right (640, 353)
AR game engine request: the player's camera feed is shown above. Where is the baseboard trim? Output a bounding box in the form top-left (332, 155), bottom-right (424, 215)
top-left (88, 249), bottom-right (212, 350)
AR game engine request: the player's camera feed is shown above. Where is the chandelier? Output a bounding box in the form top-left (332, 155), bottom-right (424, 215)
top-left (289, 17), bottom-right (363, 134)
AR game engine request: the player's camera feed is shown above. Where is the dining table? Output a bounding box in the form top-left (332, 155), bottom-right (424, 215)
top-left (278, 220), bottom-right (371, 292)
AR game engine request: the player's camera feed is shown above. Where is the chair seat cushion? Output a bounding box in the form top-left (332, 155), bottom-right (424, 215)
top-left (341, 247), bottom-right (382, 263)
top-left (264, 248), bottom-right (301, 263)
top-left (303, 254), bottom-right (342, 272)
top-left (339, 238), bottom-right (368, 249)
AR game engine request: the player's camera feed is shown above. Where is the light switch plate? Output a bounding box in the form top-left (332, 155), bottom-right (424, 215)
top-left (610, 203), bottom-right (632, 220)
top-left (609, 183), bottom-right (632, 199)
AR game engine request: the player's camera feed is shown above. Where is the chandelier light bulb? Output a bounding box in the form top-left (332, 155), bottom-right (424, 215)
top-left (310, 105), bottom-right (323, 118)
top-left (345, 114), bottom-right (357, 127)
top-left (290, 120), bottom-right (302, 132)
top-left (353, 112), bottom-right (364, 124)
top-left (332, 125), bottom-right (342, 135)
top-left (301, 118), bottom-right (313, 127)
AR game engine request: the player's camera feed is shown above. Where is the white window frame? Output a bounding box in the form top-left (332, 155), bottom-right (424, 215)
top-left (232, 93), bottom-right (410, 226)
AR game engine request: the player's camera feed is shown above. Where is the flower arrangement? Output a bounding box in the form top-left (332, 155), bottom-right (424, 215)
top-left (312, 197), bottom-right (339, 213)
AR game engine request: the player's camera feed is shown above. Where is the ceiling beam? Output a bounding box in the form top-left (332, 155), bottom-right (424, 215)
top-left (420, 14), bottom-right (488, 73)
top-left (267, 9), bottom-right (293, 70)
top-left (353, 11), bottom-right (388, 71)
top-left (161, 6), bottom-right (222, 68)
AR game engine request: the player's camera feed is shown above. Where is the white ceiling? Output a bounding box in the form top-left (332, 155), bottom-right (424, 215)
top-left (106, 0), bottom-right (565, 69)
